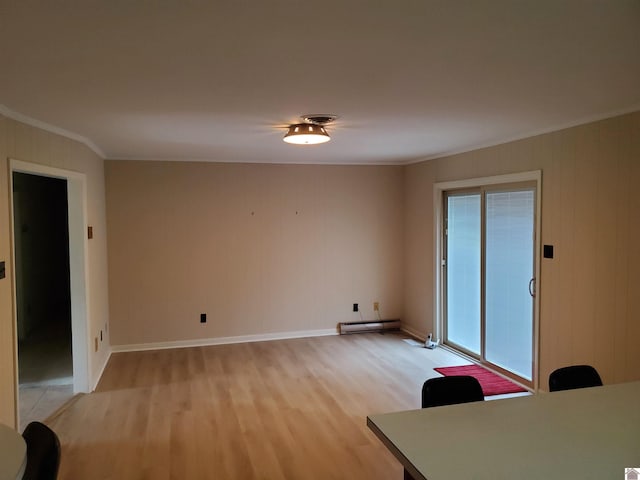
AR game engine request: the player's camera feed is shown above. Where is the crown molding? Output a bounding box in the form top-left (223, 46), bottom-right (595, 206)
top-left (0, 104), bottom-right (106, 159)
top-left (407, 103), bottom-right (640, 165)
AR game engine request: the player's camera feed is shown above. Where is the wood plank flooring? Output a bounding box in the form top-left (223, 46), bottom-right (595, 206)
top-left (48, 333), bottom-right (465, 479)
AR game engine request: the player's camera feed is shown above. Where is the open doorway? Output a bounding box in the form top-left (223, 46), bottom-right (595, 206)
top-left (13, 172), bottom-right (73, 429)
top-left (10, 159), bottom-right (90, 429)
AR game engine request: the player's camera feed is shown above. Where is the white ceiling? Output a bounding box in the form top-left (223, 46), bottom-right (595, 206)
top-left (1, 1), bottom-right (639, 165)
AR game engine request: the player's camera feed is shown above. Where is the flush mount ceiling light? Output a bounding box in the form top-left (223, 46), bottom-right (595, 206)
top-left (283, 114), bottom-right (337, 145)
top-left (284, 123), bottom-right (330, 145)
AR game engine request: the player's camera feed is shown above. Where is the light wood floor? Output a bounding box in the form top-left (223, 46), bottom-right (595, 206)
top-left (48, 332), bottom-right (466, 479)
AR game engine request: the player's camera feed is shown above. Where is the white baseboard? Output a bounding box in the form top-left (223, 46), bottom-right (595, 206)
top-left (92, 347), bottom-right (112, 391)
top-left (111, 328), bottom-right (339, 353)
top-left (400, 324), bottom-right (428, 342)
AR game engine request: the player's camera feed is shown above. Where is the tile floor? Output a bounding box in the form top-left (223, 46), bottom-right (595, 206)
top-left (18, 323), bottom-right (75, 430)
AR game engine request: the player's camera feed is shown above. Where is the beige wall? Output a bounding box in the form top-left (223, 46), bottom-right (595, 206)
top-left (0, 114), bottom-right (110, 427)
top-left (106, 161), bottom-right (404, 346)
top-left (404, 111), bottom-right (640, 387)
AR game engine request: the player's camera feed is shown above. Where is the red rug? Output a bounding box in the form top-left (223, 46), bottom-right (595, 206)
top-left (433, 364), bottom-right (526, 396)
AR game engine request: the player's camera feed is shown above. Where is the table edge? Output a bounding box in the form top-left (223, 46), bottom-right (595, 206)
top-left (366, 415), bottom-right (426, 480)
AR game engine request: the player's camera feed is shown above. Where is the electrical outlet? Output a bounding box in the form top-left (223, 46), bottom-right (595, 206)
top-left (200, 313), bottom-right (207, 323)
top-left (373, 302), bottom-right (379, 311)
top-left (353, 303), bottom-right (359, 312)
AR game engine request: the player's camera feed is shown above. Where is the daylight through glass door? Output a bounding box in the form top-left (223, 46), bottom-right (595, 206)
top-left (444, 185), bottom-right (535, 382)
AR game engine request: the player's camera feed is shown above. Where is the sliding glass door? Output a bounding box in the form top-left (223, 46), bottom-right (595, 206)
top-left (445, 193), bottom-right (481, 355)
top-left (444, 184), bottom-right (535, 382)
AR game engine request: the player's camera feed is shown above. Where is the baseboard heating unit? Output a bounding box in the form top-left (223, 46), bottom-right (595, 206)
top-left (338, 319), bottom-right (400, 335)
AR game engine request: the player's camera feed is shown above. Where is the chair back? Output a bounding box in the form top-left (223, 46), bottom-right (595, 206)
top-left (548, 365), bottom-right (602, 392)
top-left (422, 375), bottom-right (484, 408)
top-left (22, 421), bottom-right (61, 480)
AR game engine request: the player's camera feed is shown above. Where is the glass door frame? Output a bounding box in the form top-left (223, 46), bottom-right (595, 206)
top-left (442, 188), bottom-right (483, 359)
top-left (433, 171), bottom-right (542, 391)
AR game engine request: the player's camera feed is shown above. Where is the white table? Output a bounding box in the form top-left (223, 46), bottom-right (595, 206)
top-left (0, 423), bottom-right (26, 480)
top-left (368, 381), bottom-right (640, 480)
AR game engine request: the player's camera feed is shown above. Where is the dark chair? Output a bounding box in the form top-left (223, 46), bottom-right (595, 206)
top-left (22, 421), bottom-right (61, 480)
top-left (548, 365), bottom-right (603, 392)
top-left (421, 375), bottom-right (484, 408)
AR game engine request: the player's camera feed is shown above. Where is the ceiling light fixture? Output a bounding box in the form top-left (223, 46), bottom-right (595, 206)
top-left (283, 114), bottom-right (337, 145)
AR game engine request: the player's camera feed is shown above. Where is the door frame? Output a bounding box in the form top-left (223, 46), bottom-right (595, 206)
top-left (434, 170), bottom-right (542, 391)
top-left (9, 159), bottom-right (91, 426)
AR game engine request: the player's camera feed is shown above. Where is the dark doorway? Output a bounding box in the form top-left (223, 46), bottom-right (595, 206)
top-left (13, 172), bottom-right (73, 428)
